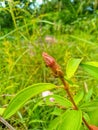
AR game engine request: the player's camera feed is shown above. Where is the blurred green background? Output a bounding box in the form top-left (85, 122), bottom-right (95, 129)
top-left (0, 0), bottom-right (98, 129)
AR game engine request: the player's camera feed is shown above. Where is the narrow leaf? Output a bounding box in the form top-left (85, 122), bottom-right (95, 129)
top-left (3, 83), bottom-right (56, 119)
top-left (66, 58), bottom-right (82, 78)
top-left (80, 100), bottom-right (98, 111)
top-left (74, 91), bottom-right (84, 105)
top-left (29, 120), bottom-right (45, 124)
top-left (81, 63), bottom-right (98, 79)
top-left (84, 61), bottom-right (98, 67)
top-left (83, 88), bottom-right (93, 102)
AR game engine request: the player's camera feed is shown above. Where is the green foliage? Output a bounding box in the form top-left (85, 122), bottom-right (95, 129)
top-left (83, 88), bottom-right (93, 102)
top-left (0, 10), bottom-right (13, 28)
top-left (0, 0), bottom-right (98, 129)
top-left (66, 58), bottom-right (82, 79)
top-left (44, 94), bottom-right (72, 108)
top-left (0, 108), bottom-right (5, 115)
top-left (3, 83), bottom-right (56, 119)
top-left (81, 62), bottom-right (98, 79)
top-left (88, 110), bottom-right (98, 126)
top-left (80, 99), bottom-right (98, 112)
top-left (74, 91), bottom-right (84, 105)
top-left (48, 109), bottom-right (82, 130)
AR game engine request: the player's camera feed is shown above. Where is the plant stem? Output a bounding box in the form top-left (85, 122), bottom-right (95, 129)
top-left (0, 116), bottom-right (15, 130)
top-left (42, 52), bottom-right (92, 130)
top-left (59, 75), bottom-right (92, 130)
top-left (82, 117), bottom-right (92, 130)
top-left (8, 0), bottom-right (17, 29)
top-left (60, 76), bottom-right (78, 110)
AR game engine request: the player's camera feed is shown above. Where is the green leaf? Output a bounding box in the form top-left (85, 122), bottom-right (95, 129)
top-left (81, 63), bottom-right (98, 79)
top-left (0, 108), bottom-right (5, 115)
top-left (29, 119), bottom-right (45, 124)
top-left (66, 58), bottom-right (82, 78)
top-left (80, 99), bottom-right (98, 111)
top-left (48, 114), bottom-right (62, 130)
top-left (48, 110), bottom-right (82, 130)
top-left (74, 91), bottom-right (84, 105)
top-left (58, 110), bottom-right (82, 130)
top-left (88, 110), bottom-right (98, 126)
top-left (84, 61), bottom-right (98, 67)
top-left (3, 83), bottom-right (56, 119)
top-left (51, 107), bottom-right (63, 116)
top-left (83, 88), bottom-right (93, 102)
top-left (45, 94), bottom-right (72, 108)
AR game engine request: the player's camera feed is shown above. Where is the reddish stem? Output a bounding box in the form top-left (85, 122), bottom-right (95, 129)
top-left (60, 76), bottom-right (78, 109)
top-left (82, 117), bottom-right (93, 130)
top-left (59, 75), bottom-right (91, 130)
top-left (42, 52), bottom-right (91, 130)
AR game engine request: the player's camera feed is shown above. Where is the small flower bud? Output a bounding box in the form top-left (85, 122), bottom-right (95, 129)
top-left (42, 52), bottom-right (55, 67)
top-left (42, 52), bottom-right (63, 77)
